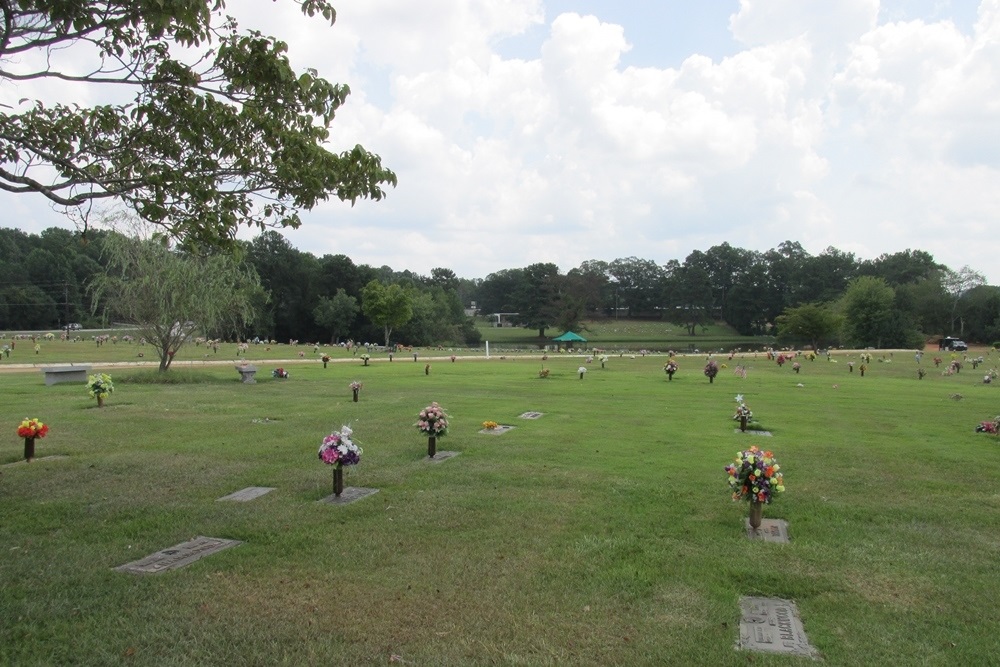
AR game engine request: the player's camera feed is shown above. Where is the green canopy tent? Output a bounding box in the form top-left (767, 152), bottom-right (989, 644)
top-left (551, 331), bottom-right (587, 350)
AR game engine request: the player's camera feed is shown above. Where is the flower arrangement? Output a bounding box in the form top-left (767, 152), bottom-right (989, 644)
top-left (976, 419), bottom-right (999, 434)
top-left (482, 420), bottom-right (500, 430)
top-left (318, 425), bottom-right (362, 466)
top-left (349, 381), bottom-right (362, 391)
top-left (578, 366), bottom-right (587, 379)
top-left (416, 402), bottom-right (449, 436)
top-left (725, 445), bottom-right (784, 504)
top-left (272, 368), bottom-right (289, 378)
top-left (538, 368), bottom-right (550, 378)
top-left (664, 360), bottom-right (678, 375)
top-left (17, 417), bottom-right (49, 439)
top-left (733, 398), bottom-right (753, 422)
top-left (87, 373), bottom-right (114, 399)
top-left (776, 354), bottom-right (787, 367)
top-left (322, 354), bottom-right (331, 363)
top-left (704, 360), bottom-right (719, 382)
top-left (792, 362), bottom-right (801, 373)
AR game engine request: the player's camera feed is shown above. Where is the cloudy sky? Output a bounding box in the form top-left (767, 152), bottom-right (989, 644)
top-left (5, 0), bottom-right (1000, 283)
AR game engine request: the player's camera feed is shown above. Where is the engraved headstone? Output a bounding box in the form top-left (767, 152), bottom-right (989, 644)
top-left (746, 518), bottom-right (790, 543)
top-left (426, 451), bottom-right (460, 463)
top-left (519, 411), bottom-right (544, 419)
top-left (738, 597), bottom-right (818, 658)
top-left (319, 487), bottom-right (380, 505)
top-left (478, 425), bottom-right (514, 435)
top-left (115, 536), bottom-right (241, 574)
top-left (217, 487), bottom-right (276, 502)
top-left (734, 429), bottom-right (773, 436)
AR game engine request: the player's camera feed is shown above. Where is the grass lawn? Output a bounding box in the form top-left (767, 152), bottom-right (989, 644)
top-left (474, 319), bottom-right (770, 351)
top-left (2, 346), bottom-right (999, 665)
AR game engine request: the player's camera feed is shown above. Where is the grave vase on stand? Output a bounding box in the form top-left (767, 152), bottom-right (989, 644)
top-left (740, 415), bottom-right (748, 432)
top-left (428, 435), bottom-right (437, 458)
top-left (23, 437), bottom-right (35, 461)
top-left (333, 464), bottom-right (344, 497)
top-left (749, 502), bottom-right (763, 530)
top-left (97, 396), bottom-right (105, 408)
top-left (352, 389), bottom-right (359, 402)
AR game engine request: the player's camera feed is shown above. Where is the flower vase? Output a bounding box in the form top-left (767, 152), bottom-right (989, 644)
top-left (709, 376), bottom-right (714, 384)
top-left (23, 437), bottom-right (35, 461)
top-left (740, 415), bottom-right (748, 432)
top-left (363, 359), bottom-right (369, 366)
top-left (333, 464), bottom-right (344, 497)
top-left (667, 372), bottom-right (673, 381)
top-left (97, 396), bottom-right (105, 408)
top-left (749, 502), bottom-right (763, 530)
top-left (428, 435), bottom-right (437, 458)
top-left (323, 361), bottom-right (328, 369)
top-left (352, 389), bottom-right (359, 402)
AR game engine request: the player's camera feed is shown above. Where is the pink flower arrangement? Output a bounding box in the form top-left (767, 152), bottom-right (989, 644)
top-left (415, 402), bottom-right (449, 436)
top-left (318, 425), bottom-right (362, 466)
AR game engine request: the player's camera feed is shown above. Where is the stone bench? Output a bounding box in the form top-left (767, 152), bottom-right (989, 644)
top-left (236, 365), bottom-right (257, 384)
top-left (41, 365), bottom-right (92, 386)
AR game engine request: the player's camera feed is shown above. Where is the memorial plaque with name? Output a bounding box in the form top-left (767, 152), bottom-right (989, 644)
top-left (320, 487), bottom-right (380, 505)
top-left (426, 451), bottom-right (460, 463)
top-left (734, 429), bottom-right (773, 436)
top-left (479, 425), bottom-right (514, 435)
top-left (115, 536), bottom-right (241, 575)
top-left (738, 597), bottom-right (818, 658)
top-left (519, 411), bottom-right (544, 419)
top-left (746, 518), bottom-right (790, 543)
top-left (216, 486), bottom-right (276, 502)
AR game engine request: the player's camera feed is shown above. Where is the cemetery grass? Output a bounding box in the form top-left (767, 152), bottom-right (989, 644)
top-left (2, 351), bottom-right (1000, 665)
top-left (474, 318), bottom-right (767, 350)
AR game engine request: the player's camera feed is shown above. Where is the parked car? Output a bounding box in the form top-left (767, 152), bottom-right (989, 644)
top-left (938, 337), bottom-right (968, 351)
top-left (66, 323), bottom-right (82, 330)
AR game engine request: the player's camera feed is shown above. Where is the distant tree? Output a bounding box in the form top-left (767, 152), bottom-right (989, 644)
top-left (313, 288), bottom-right (358, 343)
top-left (840, 276), bottom-right (919, 348)
top-left (775, 303), bottom-right (842, 350)
top-left (941, 265), bottom-right (987, 336)
top-left (361, 280), bottom-right (412, 347)
top-left (90, 232), bottom-right (263, 371)
top-left (608, 257), bottom-right (663, 316)
top-left (666, 261), bottom-right (713, 335)
top-left (859, 250), bottom-right (940, 286)
top-left (0, 0), bottom-right (396, 248)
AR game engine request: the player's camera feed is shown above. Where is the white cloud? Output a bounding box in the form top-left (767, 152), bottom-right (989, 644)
top-left (3, 0), bottom-right (1000, 284)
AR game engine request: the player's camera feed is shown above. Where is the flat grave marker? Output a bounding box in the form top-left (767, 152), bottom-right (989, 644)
top-left (734, 429), bottom-right (773, 436)
top-left (738, 596), bottom-right (819, 659)
top-left (478, 425), bottom-right (514, 435)
top-left (519, 412), bottom-right (544, 419)
top-left (115, 536), bottom-right (241, 575)
top-left (746, 518), bottom-right (790, 543)
top-left (217, 487), bottom-right (276, 502)
top-left (426, 451), bottom-right (460, 463)
top-left (319, 487), bottom-right (379, 505)
top-left (2, 455), bottom-right (68, 468)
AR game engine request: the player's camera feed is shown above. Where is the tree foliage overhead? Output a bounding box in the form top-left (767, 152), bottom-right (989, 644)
top-left (0, 0), bottom-right (396, 248)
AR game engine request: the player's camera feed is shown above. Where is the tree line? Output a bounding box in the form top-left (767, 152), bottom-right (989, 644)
top-left (2, 227), bottom-right (998, 349)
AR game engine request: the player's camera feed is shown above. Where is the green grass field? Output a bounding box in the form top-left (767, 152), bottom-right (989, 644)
top-left (2, 343), bottom-right (999, 665)
top-left (475, 318), bottom-right (769, 351)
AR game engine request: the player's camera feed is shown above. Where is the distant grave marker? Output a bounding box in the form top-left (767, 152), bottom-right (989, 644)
top-left (479, 425), bottom-right (514, 435)
top-left (734, 429), bottom-right (773, 436)
top-left (519, 412), bottom-right (544, 419)
top-left (426, 451), bottom-right (460, 463)
top-left (115, 536), bottom-right (241, 575)
top-left (319, 487), bottom-right (379, 505)
top-left (217, 487), bottom-right (275, 502)
top-left (738, 597), bottom-right (818, 658)
top-left (746, 518), bottom-right (790, 543)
